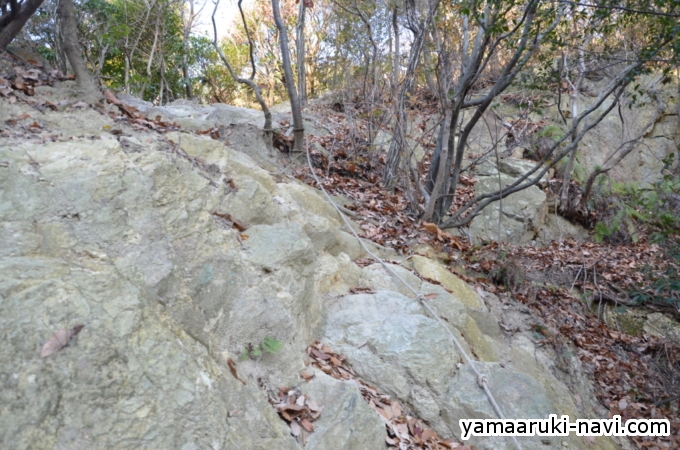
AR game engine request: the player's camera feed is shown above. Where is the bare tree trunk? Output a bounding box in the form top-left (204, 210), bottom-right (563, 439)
top-left (0, 0), bottom-right (45, 51)
top-left (57, 0), bottom-right (100, 101)
top-left (212, 0), bottom-right (272, 143)
top-left (332, 0), bottom-right (379, 145)
top-left (271, 0), bottom-right (304, 152)
top-left (439, 59), bottom-right (650, 229)
top-left (559, 46), bottom-right (587, 210)
top-left (181, 0), bottom-right (197, 99)
top-left (383, 0), bottom-right (441, 188)
top-left (391, 5), bottom-right (400, 100)
top-left (122, 0), bottom-right (154, 94)
top-left (425, 23), bottom-right (452, 196)
top-left (296, 0), bottom-right (306, 107)
top-left (422, 111), bottom-right (450, 222)
top-left (434, 0), bottom-right (556, 220)
top-left (140, 8), bottom-right (161, 101)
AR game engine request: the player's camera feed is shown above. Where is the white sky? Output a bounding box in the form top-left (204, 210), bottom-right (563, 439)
top-left (194, 0), bottom-right (253, 41)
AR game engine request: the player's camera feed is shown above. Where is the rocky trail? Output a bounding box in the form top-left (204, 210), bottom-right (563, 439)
top-left (1, 55), bottom-right (678, 449)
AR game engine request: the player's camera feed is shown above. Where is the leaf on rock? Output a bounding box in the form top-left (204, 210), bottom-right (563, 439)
top-left (306, 399), bottom-right (320, 412)
top-left (290, 420), bottom-right (301, 437)
top-left (300, 418), bottom-right (314, 432)
top-left (310, 348), bottom-right (331, 360)
top-left (262, 337), bottom-right (283, 353)
top-left (40, 324), bottom-right (84, 358)
top-left (226, 358), bottom-right (246, 385)
top-left (421, 428), bottom-right (436, 440)
top-left (390, 401), bottom-right (402, 418)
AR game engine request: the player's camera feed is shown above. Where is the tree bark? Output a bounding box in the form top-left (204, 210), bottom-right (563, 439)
top-left (391, 5), bottom-right (399, 99)
top-left (296, 0), bottom-right (306, 107)
top-left (382, 0), bottom-right (441, 188)
top-left (0, 0), bottom-right (45, 51)
top-left (181, 0), bottom-right (197, 99)
top-left (271, 0), bottom-right (304, 152)
top-left (212, 0), bottom-right (273, 142)
top-left (559, 41), bottom-right (588, 210)
top-left (57, 0), bottom-right (101, 101)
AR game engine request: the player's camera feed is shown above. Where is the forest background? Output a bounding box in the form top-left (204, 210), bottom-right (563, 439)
top-left (1, 1), bottom-right (680, 447)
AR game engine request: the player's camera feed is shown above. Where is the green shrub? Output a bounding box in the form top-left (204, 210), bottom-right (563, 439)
top-left (240, 337), bottom-right (284, 360)
top-left (537, 124), bottom-right (564, 141)
top-left (593, 153), bottom-right (680, 308)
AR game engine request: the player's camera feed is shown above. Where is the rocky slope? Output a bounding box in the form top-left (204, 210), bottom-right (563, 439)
top-left (0, 78), bottom-right (633, 449)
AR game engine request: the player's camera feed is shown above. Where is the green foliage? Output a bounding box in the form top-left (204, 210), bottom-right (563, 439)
top-left (593, 154), bottom-right (680, 308)
top-left (537, 124), bottom-right (564, 142)
top-left (554, 156), bottom-right (587, 184)
top-left (239, 337), bottom-right (284, 360)
top-left (262, 336), bottom-right (284, 353)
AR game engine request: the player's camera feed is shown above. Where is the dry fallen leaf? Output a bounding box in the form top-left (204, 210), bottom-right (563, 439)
top-left (40, 324), bottom-right (84, 358)
top-left (226, 358), bottom-right (246, 385)
top-left (104, 89), bottom-right (121, 105)
top-left (390, 401), bottom-right (402, 418)
top-left (421, 428), bottom-right (436, 440)
top-left (290, 420), bottom-right (301, 437)
top-left (307, 399), bottom-right (320, 412)
top-left (300, 371), bottom-right (314, 381)
top-left (299, 418), bottom-right (314, 432)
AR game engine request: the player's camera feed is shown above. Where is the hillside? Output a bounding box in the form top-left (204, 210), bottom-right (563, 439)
top-left (1, 54), bottom-right (679, 450)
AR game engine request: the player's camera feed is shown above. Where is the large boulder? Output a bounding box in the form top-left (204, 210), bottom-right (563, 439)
top-left (575, 78), bottom-right (680, 185)
top-left (0, 140), bottom-right (299, 449)
top-left (468, 173), bottom-right (548, 244)
top-left (300, 372), bottom-right (386, 450)
top-left (319, 287), bottom-right (621, 450)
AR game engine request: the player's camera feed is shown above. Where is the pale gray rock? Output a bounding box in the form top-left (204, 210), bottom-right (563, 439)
top-left (442, 363), bottom-right (560, 449)
top-left (537, 213), bottom-right (590, 245)
top-left (320, 291), bottom-right (459, 425)
top-left (301, 371), bottom-right (387, 450)
top-left (468, 174), bottom-right (547, 244)
top-left (0, 130), bottom-right (311, 448)
top-left (0, 252), bottom-right (298, 450)
top-left (559, 76), bottom-right (679, 185)
top-left (207, 103), bottom-right (267, 126)
top-left (472, 159), bottom-right (499, 176)
top-left (498, 157), bottom-right (550, 188)
top-left (359, 263), bottom-right (422, 297)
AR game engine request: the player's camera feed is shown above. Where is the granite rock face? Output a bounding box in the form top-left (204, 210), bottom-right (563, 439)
top-left (468, 173), bottom-right (548, 244)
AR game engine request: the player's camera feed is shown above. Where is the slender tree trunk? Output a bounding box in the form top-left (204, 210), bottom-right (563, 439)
top-left (0, 0), bottom-right (45, 51)
top-left (212, 0), bottom-right (272, 145)
top-left (433, 0), bottom-right (552, 221)
top-left (57, 0), bottom-right (100, 101)
top-left (296, 0), bottom-right (306, 107)
top-left (180, 0), bottom-right (196, 99)
top-left (560, 46), bottom-right (586, 210)
top-left (272, 0), bottom-right (304, 152)
top-left (422, 111), bottom-right (451, 222)
top-left (391, 5), bottom-right (400, 99)
top-left (383, 0), bottom-right (441, 188)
